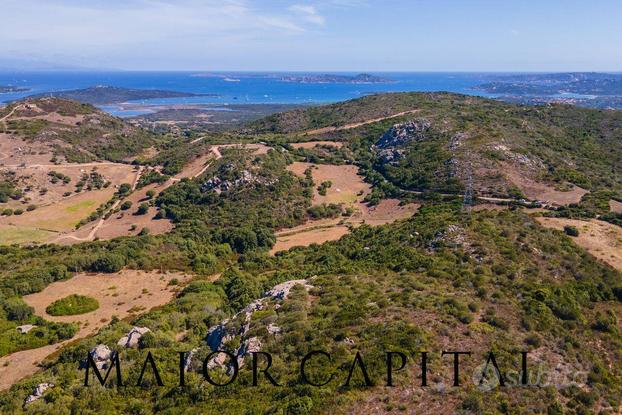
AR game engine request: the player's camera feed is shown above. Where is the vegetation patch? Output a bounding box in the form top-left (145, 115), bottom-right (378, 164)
top-left (45, 294), bottom-right (99, 316)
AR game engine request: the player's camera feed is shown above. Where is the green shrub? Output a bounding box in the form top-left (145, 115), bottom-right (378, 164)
top-left (564, 225), bottom-right (579, 237)
top-left (46, 294), bottom-right (99, 316)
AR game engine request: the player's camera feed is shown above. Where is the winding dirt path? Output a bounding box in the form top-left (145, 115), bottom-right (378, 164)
top-left (303, 109), bottom-right (420, 135)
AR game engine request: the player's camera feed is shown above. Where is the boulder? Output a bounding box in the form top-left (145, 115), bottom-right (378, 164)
top-left (264, 279), bottom-right (313, 301)
top-left (89, 344), bottom-right (112, 369)
top-left (117, 327), bottom-right (151, 348)
top-left (267, 323), bottom-right (281, 335)
top-left (24, 383), bottom-right (54, 405)
top-left (206, 322), bottom-right (234, 352)
top-left (16, 324), bottom-right (36, 334)
top-left (235, 336), bottom-right (262, 367)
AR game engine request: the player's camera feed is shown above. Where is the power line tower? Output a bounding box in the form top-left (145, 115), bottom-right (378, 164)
top-left (462, 163), bottom-right (473, 212)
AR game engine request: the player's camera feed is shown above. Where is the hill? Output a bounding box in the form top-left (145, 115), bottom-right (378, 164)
top-left (0, 92), bottom-right (621, 414)
top-left (250, 92), bottom-right (622, 204)
top-left (0, 97), bottom-right (159, 162)
top-left (26, 86), bottom-right (211, 105)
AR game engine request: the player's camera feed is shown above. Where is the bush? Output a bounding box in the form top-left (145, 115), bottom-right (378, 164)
top-left (90, 253), bottom-right (126, 273)
top-left (2, 297), bottom-right (34, 321)
top-left (136, 203), bottom-right (149, 215)
top-left (118, 183), bottom-right (132, 195)
top-left (564, 225), bottom-right (579, 237)
top-left (46, 294), bottom-right (99, 316)
top-left (120, 200), bottom-right (133, 210)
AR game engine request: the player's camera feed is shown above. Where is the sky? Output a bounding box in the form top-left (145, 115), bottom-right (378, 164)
top-left (1, 0), bottom-right (621, 72)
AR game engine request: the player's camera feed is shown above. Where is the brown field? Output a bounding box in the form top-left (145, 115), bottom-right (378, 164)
top-left (503, 164), bottom-right (587, 205)
top-left (271, 222), bottom-right (350, 255)
top-left (273, 163), bottom-right (418, 254)
top-left (610, 199), bottom-right (622, 214)
top-left (0, 270), bottom-right (190, 390)
top-left (0, 134), bottom-right (56, 166)
top-left (54, 147), bottom-right (221, 244)
top-left (287, 162), bottom-right (371, 205)
top-left (537, 217), bottom-right (622, 272)
top-left (289, 141), bottom-right (343, 149)
top-left (216, 143), bottom-right (271, 155)
top-left (0, 163), bottom-right (138, 244)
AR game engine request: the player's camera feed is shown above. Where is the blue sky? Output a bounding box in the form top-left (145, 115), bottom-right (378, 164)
top-left (1, 0), bottom-right (621, 71)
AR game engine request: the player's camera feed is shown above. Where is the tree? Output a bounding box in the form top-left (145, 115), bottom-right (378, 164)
top-left (564, 225), bottom-right (579, 237)
top-left (120, 200), bottom-right (133, 210)
top-left (136, 203), bottom-right (149, 215)
top-left (118, 183), bottom-right (132, 195)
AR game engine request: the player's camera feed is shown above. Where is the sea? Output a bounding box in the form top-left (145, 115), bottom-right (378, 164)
top-left (0, 71), bottom-right (501, 117)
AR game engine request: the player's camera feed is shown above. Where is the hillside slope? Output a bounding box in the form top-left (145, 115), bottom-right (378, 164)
top-left (0, 97), bottom-right (158, 162)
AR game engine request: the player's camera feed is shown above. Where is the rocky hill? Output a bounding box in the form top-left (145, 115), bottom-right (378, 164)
top-left (0, 97), bottom-right (158, 162)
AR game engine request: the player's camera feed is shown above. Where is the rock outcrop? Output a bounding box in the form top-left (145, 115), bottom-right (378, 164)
top-left (89, 344), bottom-right (113, 369)
top-left (24, 383), bottom-right (54, 405)
top-left (373, 119), bottom-right (431, 164)
top-left (205, 279), bottom-right (313, 371)
top-left (117, 327), bottom-right (151, 348)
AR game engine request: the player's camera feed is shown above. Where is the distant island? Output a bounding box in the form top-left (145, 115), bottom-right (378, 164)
top-left (475, 72), bottom-right (622, 109)
top-left (0, 85), bottom-right (30, 93)
top-left (280, 73), bottom-right (393, 84)
top-left (476, 72), bottom-right (622, 96)
top-left (26, 85), bottom-right (216, 104)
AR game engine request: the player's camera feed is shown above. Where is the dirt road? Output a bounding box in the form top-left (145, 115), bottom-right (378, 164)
top-left (303, 109), bottom-right (420, 135)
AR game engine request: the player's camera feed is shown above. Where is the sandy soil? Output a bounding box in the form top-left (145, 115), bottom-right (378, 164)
top-left (55, 146), bottom-right (221, 244)
top-left (289, 141), bottom-right (343, 149)
top-left (537, 217), bottom-right (622, 272)
top-left (1, 163), bottom-right (136, 209)
top-left (270, 224), bottom-right (350, 254)
top-left (288, 162), bottom-right (371, 205)
top-left (0, 134), bottom-right (55, 166)
top-left (610, 199), bottom-right (622, 214)
top-left (216, 143), bottom-right (271, 155)
top-left (302, 109), bottom-right (420, 135)
top-left (0, 164), bottom-right (138, 245)
top-left (273, 163), bottom-right (418, 254)
top-left (503, 163), bottom-right (587, 205)
top-left (0, 270), bottom-right (190, 390)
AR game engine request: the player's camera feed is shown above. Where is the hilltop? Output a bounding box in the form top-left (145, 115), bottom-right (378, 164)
top-left (250, 92), bottom-right (622, 203)
top-left (0, 96), bottom-right (158, 162)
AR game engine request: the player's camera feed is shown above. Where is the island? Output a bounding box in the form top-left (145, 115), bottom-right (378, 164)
top-left (26, 85), bottom-right (216, 104)
top-left (0, 85), bottom-right (30, 93)
top-left (280, 73), bottom-right (393, 84)
top-left (475, 72), bottom-right (622, 109)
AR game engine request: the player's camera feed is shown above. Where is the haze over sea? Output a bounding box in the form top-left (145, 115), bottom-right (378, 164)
top-left (0, 72), bottom-right (498, 117)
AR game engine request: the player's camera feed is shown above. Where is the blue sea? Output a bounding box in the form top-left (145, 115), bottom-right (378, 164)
top-left (0, 71), bottom-right (500, 117)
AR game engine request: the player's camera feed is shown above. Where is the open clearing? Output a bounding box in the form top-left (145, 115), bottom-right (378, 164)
top-left (0, 164), bottom-right (137, 237)
top-left (0, 270), bottom-right (189, 390)
top-left (610, 199), bottom-right (622, 214)
top-left (0, 224), bottom-right (55, 245)
top-left (55, 146), bottom-right (221, 244)
top-left (287, 161), bottom-right (371, 205)
top-left (290, 141), bottom-right (343, 149)
top-left (272, 162), bottom-right (418, 254)
top-left (537, 217), bottom-right (622, 272)
top-left (502, 163), bottom-right (587, 205)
